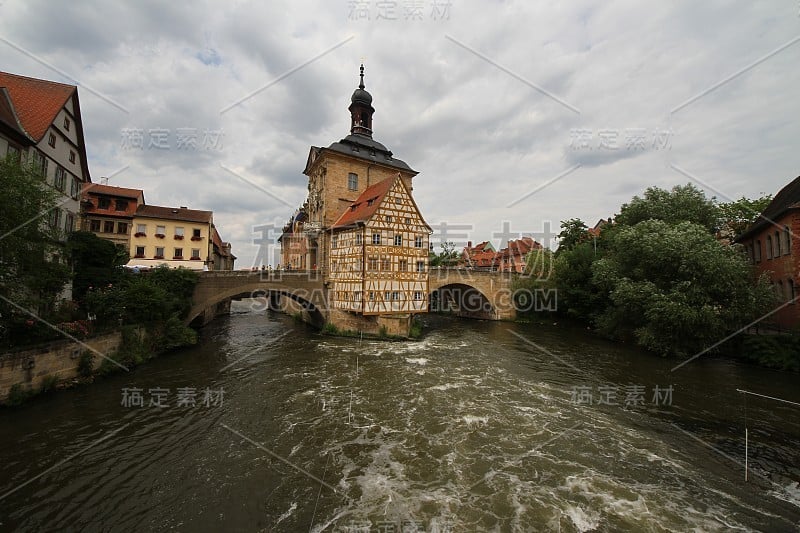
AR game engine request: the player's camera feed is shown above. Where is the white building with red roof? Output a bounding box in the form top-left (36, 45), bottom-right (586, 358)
top-left (0, 71), bottom-right (91, 239)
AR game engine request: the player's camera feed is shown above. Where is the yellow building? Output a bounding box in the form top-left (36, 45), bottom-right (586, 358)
top-left (127, 205), bottom-right (214, 270)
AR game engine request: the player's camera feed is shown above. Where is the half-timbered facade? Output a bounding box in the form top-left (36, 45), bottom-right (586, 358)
top-left (279, 65), bottom-right (431, 333)
top-left (329, 174), bottom-right (430, 315)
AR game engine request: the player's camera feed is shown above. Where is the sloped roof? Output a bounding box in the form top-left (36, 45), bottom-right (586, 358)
top-left (737, 176), bottom-right (800, 241)
top-left (211, 226), bottom-right (234, 258)
top-left (0, 71), bottom-right (74, 142)
top-left (135, 204), bottom-right (212, 223)
top-left (0, 87), bottom-right (30, 142)
top-left (499, 237), bottom-right (542, 258)
top-left (331, 176), bottom-right (396, 228)
top-left (82, 183), bottom-right (144, 201)
top-left (305, 135), bottom-right (417, 176)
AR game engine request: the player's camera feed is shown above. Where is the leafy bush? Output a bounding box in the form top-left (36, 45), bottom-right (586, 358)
top-left (593, 220), bottom-right (774, 356)
top-left (729, 335), bottom-right (800, 372)
top-left (84, 266), bottom-right (199, 326)
top-left (7, 383), bottom-right (33, 406)
top-left (160, 314), bottom-right (198, 349)
top-left (77, 351), bottom-right (94, 377)
top-left (40, 374), bottom-right (59, 393)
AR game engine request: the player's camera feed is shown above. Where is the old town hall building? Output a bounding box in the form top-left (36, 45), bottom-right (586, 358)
top-left (280, 66), bottom-right (430, 333)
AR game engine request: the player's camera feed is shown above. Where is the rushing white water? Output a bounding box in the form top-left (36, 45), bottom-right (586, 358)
top-left (1, 308), bottom-right (798, 531)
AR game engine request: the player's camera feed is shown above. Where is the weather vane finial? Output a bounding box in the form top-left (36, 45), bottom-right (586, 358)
top-left (359, 63), bottom-right (365, 89)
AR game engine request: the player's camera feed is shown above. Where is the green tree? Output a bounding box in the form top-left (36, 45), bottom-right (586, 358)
top-left (67, 231), bottom-right (128, 301)
top-left (556, 218), bottom-right (589, 254)
top-left (0, 155), bottom-right (70, 322)
top-left (553, 241), bottom-right (607, 321)
top-left (84, 265), bottom-right (199, 326)
top-left (429, 241), bottom-right (459, 267)
top-left (615, 184), bottom-right (718, 233)
top-left (592, 220), bottom-right (774, 356)
top-left (716, 194), bottom-right (772, 239)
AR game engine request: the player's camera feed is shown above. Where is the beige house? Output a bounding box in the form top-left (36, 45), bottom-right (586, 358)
top-left (127, 205), bottom-right (234, 271)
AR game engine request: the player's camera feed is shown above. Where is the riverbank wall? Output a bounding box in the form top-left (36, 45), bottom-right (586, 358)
top-left (0, 331), bottom-right (123, 404)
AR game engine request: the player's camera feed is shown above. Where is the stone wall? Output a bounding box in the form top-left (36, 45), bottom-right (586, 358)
top-left (329, 308), bottom-right (412, 337)
top-left (0, 332), bottom-right (122, 404)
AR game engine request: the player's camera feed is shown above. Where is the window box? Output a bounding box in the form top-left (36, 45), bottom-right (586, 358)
top-left (173, 256), bottom-right (183, 260)
top-left (174, 235), bottom-right (184, 240)
top-left (134, 254), bottom-right (145, 259)
top-left (153, 255), bottom-right (164, 260)
top-left (134, 232), bottom-right (146, 237)
top-left (155, 233), bottom-right (166, 239)
top-left (190, 236), bottom-right (203, 241)
top-left (190, 256), bottom-right (201, 260)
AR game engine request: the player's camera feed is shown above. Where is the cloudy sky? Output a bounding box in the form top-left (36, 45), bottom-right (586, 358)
top-left (2, 0), bottom-right (798, 267)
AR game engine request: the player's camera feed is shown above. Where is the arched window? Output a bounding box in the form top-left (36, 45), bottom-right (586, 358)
top-left (777, 280), bottom-right (784, 301)
top-left (784, 226), bottom-right (792, 255)
top-left (788, 279), bottom-right (796, 304)
top-left (755, 240), bottom-right (762, 262)
top-left (766, 236), bottom-right (773, 259)
top-left (774, 231), bottom-right (781, 257)
top-left (748, 243), bottom-right (755, 263)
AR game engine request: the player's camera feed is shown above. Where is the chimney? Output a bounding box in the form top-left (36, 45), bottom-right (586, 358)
top-left (467, 241), bottom-right (472, 249)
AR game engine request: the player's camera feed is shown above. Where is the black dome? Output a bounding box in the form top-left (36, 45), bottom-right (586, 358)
top-left (351, 87), bottom-right (372, 105)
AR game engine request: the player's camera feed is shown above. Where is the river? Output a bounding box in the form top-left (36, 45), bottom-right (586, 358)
top-left (1, 304), bottom-right (799, 532)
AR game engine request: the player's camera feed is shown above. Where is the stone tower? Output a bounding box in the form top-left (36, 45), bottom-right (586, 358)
top-left (283, 65), bottom-right (419, 274)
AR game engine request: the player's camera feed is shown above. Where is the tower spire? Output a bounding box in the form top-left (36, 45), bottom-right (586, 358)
top-left (349, 63), bottom-right (374, 137)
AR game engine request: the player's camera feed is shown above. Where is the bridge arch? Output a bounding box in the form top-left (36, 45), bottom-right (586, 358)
top-left (427, 269), bottom-right (517, 321)
top-left (186, 281), bottom-right (325, 328)
top-left (429, 282), bottom-right (497, 320)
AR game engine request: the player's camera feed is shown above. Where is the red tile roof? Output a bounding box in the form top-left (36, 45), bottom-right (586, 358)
top-left (135, 204), bottom-right (212, 223)
top-left (0, 87), bottom-right (29, 141)
top-left (82, 183), bottom-right (145, 201)
top-left (500, 237), bottom-right (541, 257)
top-left (0, 71), bottom-right (75, 142)
top-left (331, 176), bottom-right (396, 228)
top-left (212, 226), bottom-right (234, 258)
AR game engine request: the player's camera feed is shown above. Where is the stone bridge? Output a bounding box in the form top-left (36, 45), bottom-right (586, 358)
top-left (428, 268), bottom-right (518, 321)
top-left (187, 268), bottom-right (522, 328)
top-left (187, 271), bottom-right (326, 326)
